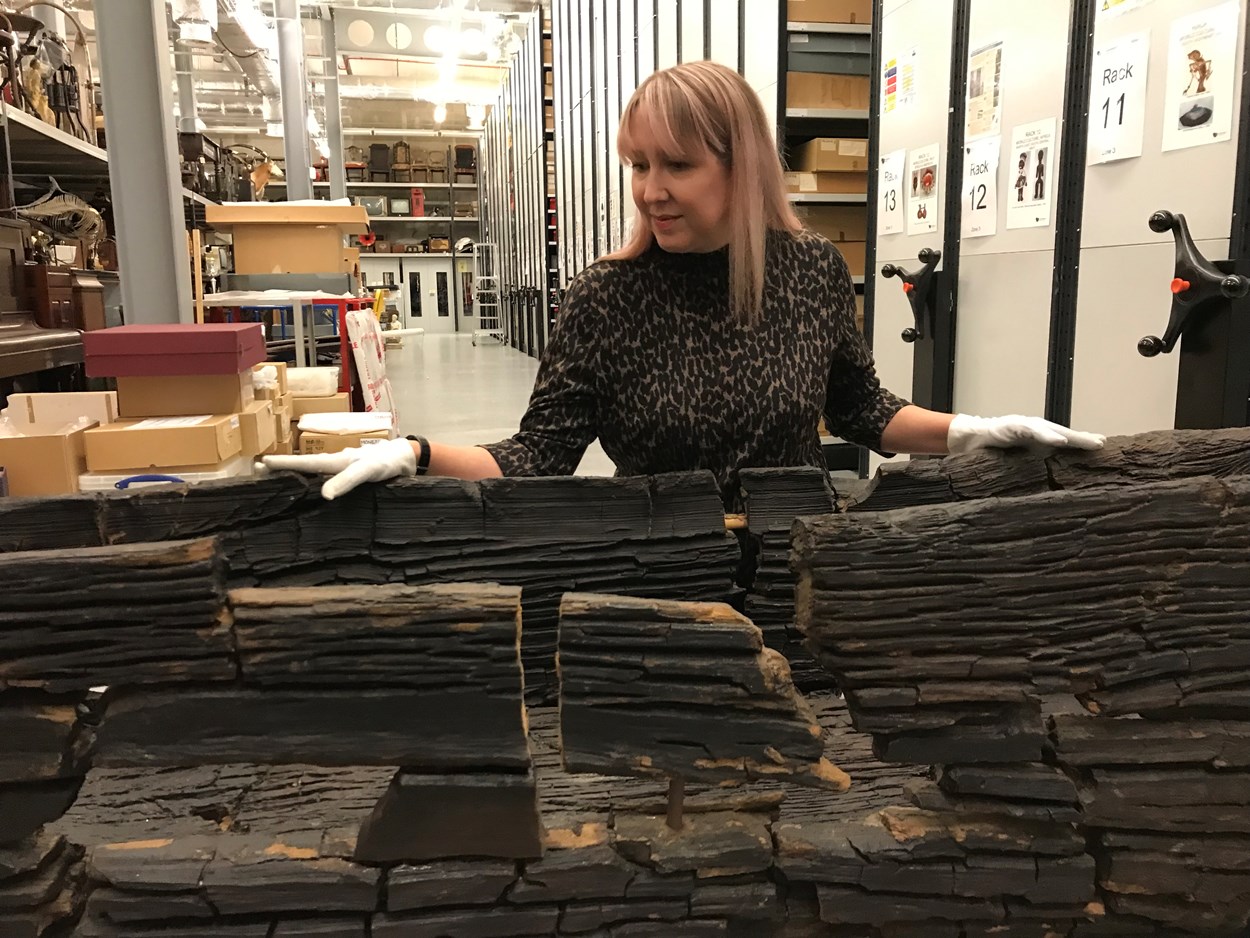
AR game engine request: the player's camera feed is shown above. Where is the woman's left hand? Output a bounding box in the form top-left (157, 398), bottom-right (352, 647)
top-left (947, 413), bottom-right (1106, 455)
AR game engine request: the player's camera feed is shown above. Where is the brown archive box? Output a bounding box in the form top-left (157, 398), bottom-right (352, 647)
top-left (786, 72), bottom-right (871, 111)
top-left (0, 421), bottom-right (95, 496)
top-left (299, 429), bottom-right (390, 455)
top-left (785, 171), bottom-right (870, 195)
top-left (787, 0), bottom-right (871, 23)
top-left (84, 415), bottom-right (243, 472)
top-left (796, 205), bottom-right (867, 242)
top-left (791, 138), bottom-right (869, 174)
top-left (6, 391), bottom-right (117, 427)
top-left (291, 393), bottom-right (350, 419)
top-left (239, 400), bottom-right (277, 458)
top-left (115, 373), bottom-right (255, 419)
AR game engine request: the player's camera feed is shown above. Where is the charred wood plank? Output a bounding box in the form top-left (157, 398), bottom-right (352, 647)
top-left (0, 693), bottom-right (91, 783)
top-left (229, 583), bottom-right (524, 690)
top-left (95, 687), bottom-right (531, 770)
top-left (0, 538), bottom-right (231, 691)
top-left (353, 769), bottom-right (542, 863)
top-left (558, 593), bottom-right (848, 791)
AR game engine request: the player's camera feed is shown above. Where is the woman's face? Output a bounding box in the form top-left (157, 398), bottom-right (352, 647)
top-left (627, 104), bottom-right (732, 254)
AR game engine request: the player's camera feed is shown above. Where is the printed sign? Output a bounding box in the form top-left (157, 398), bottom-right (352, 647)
top-left (880, 149), bottom-right (906, 236)
top-left (1161, 1), bottom-right (1240, 152)
top-left (907, 144), bottom-right (940, 236)
top-left (966, 41), bottom-right (1004, 139)
top-left (1007, 118), bottom-right (1058, 230)
top-left (962, 136), bottom-right (1000, 239)
top-left (1088, 31), bottom-right (1150, 164)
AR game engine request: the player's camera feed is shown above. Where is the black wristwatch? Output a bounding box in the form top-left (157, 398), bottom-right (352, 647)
top-left (405, 435), bottom-right (431, 476)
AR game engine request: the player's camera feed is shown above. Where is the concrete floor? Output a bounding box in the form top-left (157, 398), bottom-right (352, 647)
top-left (384, 333), bottom-right (616, 477)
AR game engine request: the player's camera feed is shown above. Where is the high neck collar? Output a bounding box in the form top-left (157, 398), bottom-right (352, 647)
top-left (647, 240), bottom-right (730, 274)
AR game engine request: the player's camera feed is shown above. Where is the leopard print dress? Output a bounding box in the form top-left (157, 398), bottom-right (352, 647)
top-left (482, 229), bottom-right (909, 505)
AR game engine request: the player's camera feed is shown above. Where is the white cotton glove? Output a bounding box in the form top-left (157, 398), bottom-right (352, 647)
top-left (947, 414), bottom-right (1106, 456)
top-left (258, 437), bottom-right (417, 501)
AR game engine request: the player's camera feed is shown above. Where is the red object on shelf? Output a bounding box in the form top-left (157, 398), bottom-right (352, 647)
top-left (84, 323), bottom-right (266, 378)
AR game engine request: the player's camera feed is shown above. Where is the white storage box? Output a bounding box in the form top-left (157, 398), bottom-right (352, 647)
top-left (79, 454), bottom-right (254, 492)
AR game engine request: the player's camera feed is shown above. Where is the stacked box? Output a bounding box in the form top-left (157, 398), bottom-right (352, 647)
top-left (81, 324), bottom-right (268, 485)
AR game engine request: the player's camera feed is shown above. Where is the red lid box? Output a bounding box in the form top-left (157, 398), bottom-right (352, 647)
top-left (84, 324), bottom-right (266, 378)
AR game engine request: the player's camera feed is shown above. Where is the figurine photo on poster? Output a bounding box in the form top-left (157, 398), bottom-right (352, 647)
top-left (1007, 118), bottom-right (1058, 230)
top-left (1161, 0), bottom-right (1240, 151)
top-left (907, 144), bottom-right (940, 236)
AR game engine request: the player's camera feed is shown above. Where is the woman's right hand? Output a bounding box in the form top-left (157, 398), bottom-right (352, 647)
top-left (259, 437), bottom-right (418, 500)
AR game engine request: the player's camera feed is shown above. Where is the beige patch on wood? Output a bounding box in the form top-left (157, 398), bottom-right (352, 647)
top-left (264, 843), bottom-right (318, 860)
top-left (102, 839), bottom-right (174, 851)
top-left (544, 823), bottom-right (608, 849)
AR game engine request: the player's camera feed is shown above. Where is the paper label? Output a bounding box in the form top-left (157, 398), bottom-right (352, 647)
top-left (907, 144), bottom-right (941, 236)
top-left (1007, 118), bottom-right (1058, 230)
top-left (1088, 31), bottom-right (1150, 164)
top-left (879, 149), bottom-right (907, 236)
top-left (1161, 1), bottom-right (1239, 152)
top-left (129, 416), bottom-right (212, 430)
top-left (962, 136), bottom-right (1001, 239)
top-left (838, 140), bottom-right (868, 157)
top-left (966, 41), bottom-right (1005, 140)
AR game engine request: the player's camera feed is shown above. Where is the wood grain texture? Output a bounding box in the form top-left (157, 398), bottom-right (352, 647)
top-left (0, 538), bottom-right (230, 691)
top-left (2, 472), bottom-right (740, 703)
top-left (558, 593), bottom-right (847, 791)
top-left (739, 468), bottom-right (838, 691)
top-left (851, 427), bottom-right (1250, 512)
top-left (795, 477), bottom-right (1250, 748)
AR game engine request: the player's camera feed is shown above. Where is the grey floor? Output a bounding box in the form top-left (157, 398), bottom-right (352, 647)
top-left (385, 333), bottom-right (616, 477)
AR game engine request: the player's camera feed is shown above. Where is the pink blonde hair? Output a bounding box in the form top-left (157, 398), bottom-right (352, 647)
top-left (604, 61), bottom-right (802, 325)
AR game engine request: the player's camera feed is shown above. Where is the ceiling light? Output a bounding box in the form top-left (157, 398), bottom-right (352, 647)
top-left (424, 24), bottom-right (448, 52)
top-left (433, 104), bottom-right (447, 124)
top-left (385, 22), bottom-right (413, 51)
top-left (459, 28), bottom-right (486, 57)
top-left (172, 0), bottom-right (217, 47)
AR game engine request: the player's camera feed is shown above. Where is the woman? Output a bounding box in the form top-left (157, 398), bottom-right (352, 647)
top-left (265, 61), bottom-right (1102, 503)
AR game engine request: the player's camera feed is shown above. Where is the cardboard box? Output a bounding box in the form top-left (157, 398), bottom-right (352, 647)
top-left (85, 324), bottom-right (266, 378)
top-left (835, 240), bottom-right (867, 277)
top-left (785, 171), bottom-right (870, 195)
top-left (791, 138), bottom-right (869, 173)
top-left (5, 391), bottom-right (117, 427)
top-left (0, 421), bottom-right (95, 496)
top-left (786, 72), bottom-right (871, 111)
top-left (299, 429), bottom-right (390, 455)
top-left (272, 392), bottom-right (294, 439)
top-left (796, 205), bottom-right (868, 242)
top-left (207, 203), bottom-right (370, 277)
top-left (115, 373), bottom-right (255, 419)
top-left (787, 0), bottom-right (871, 23)
top-left (239, 400), bottom-right (276, 458)
top-left (85, 415), bottom-right (243, 472)
top-left (291, 393), bottom-right (350, 419)
top-left (270, 436), bottom-right (295, 456)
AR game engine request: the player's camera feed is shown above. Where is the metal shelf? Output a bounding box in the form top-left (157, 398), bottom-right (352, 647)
top-left (362, 252), bottom-right (456, 258)
top-left (269, 181), bottom-right (475, 190)
top-left (787, 21), bottom-right (872, 35)
top-left (2, 103), bottom-right (208, 204)
top-left (788, 192), bottom-right (868, 204)
top-left (786, 107), bottom-right (870, 120)
top-left (367, 216), bottom-right (462, 222)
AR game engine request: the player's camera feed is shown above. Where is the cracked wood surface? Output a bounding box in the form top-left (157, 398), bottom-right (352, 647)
top-left (557, 593), bottom-right (848, 791)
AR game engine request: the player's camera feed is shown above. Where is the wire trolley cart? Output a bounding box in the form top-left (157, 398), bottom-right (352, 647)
top-left (472, 242), bottom-right (505, 347)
